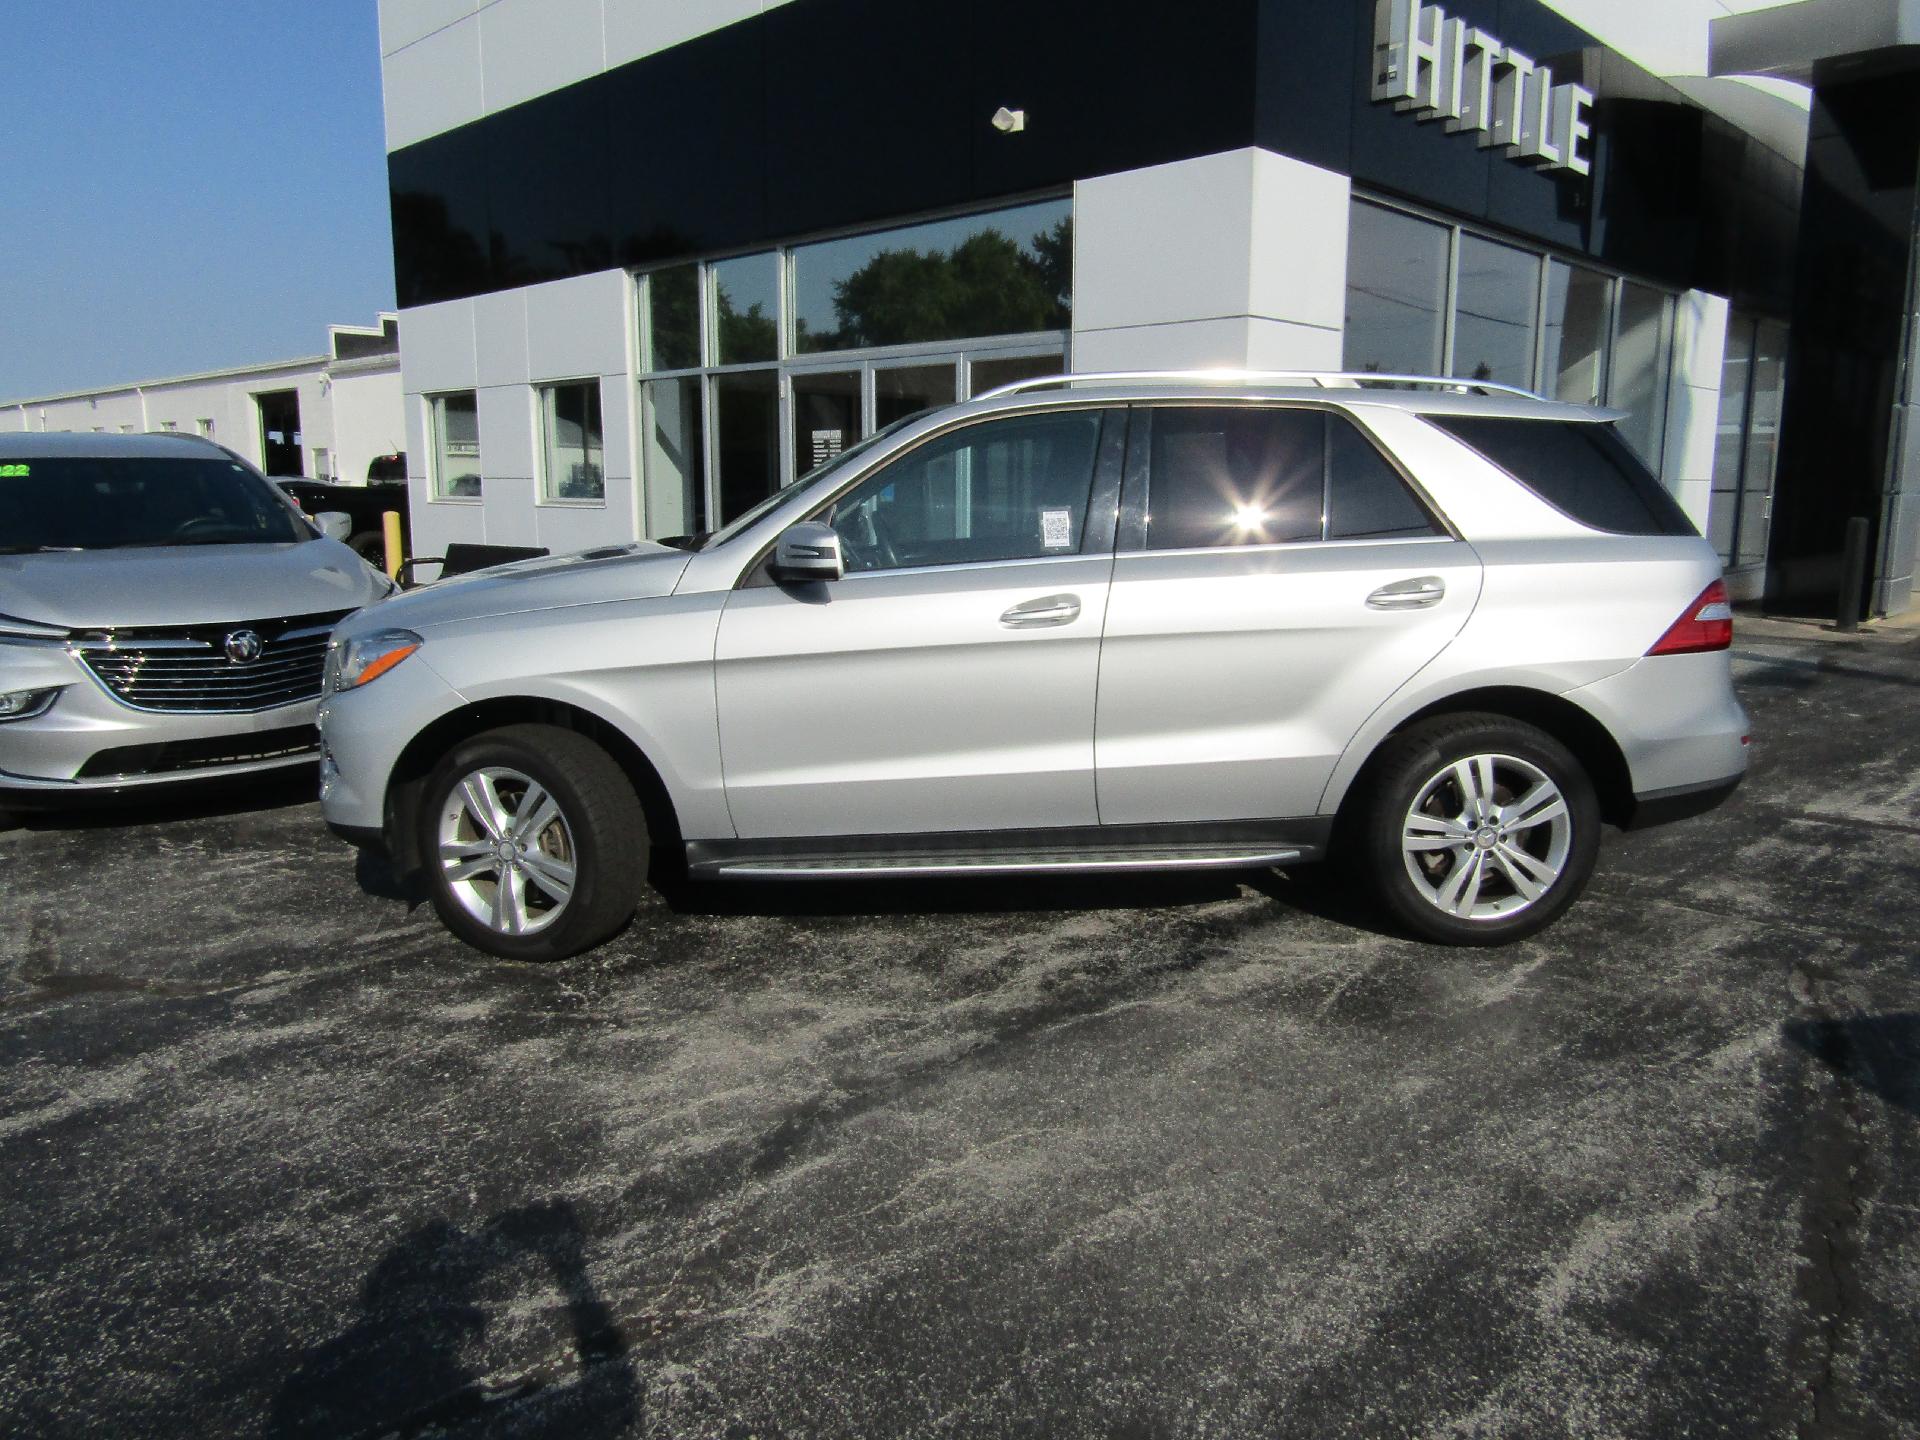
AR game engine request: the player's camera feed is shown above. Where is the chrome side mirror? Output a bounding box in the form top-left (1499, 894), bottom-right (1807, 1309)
top-left (771, 522), bottom-right (844, 583)
top-left (315, 511), bottom-right (353, 543)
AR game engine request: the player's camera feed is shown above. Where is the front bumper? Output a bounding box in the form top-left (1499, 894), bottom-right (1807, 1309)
top-left (0, 639), bottom-right (324, 804)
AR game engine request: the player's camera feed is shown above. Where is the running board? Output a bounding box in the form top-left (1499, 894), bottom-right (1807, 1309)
top-left (684, 820), bottom-right (1329, 882)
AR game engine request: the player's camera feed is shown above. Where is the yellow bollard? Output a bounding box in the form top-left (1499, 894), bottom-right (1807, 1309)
top-left (381, 510), bottom-right (403, 582)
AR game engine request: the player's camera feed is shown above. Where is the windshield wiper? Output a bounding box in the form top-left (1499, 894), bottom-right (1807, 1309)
top-left (0, 544), bottom-right (82, 554)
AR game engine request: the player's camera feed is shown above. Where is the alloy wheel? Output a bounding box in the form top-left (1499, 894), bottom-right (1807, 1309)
top-left (1399, 752), bottom-right (1572, 922)
top-left (436, 766), bottom-right (578, 936)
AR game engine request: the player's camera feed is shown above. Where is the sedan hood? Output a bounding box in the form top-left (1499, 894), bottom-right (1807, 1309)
top-left (349, 542), bottom-right (693, 635)
top-left (0, 540), bottom-right (386, 631)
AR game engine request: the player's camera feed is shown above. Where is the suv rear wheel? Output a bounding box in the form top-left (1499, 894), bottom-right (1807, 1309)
top-left (1355, 713), bottom-right (1600, 945)
top-left (419, 724), bottom-right (647, 961)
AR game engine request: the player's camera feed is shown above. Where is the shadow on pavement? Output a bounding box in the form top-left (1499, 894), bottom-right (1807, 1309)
top-left (268, 1199), bottom-right (637, 1439)
top-left (660, 865), bottom-right (1256, 919)
top-left (1784, 1014), bottom-right (1920, 1117)
top-left (7, 768), bottom-right (319, 833)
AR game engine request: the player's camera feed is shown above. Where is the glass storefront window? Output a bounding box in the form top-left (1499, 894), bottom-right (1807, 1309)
top-left (1542, 261), bottom-right (1611, 406)
top-left (1343, 201), bottom-right (1448, 376)
top-left (1739, 320), bottom-right (1788, 568)
top-left (539, 380), bottom-right (604, 502)
top-left (429, 391), bottom-right (482, 499)
top-left (715, 370), bottom-right (779, 523)
top-left (1450, 234), bottom-right (1539, 388)
top-left (712, 253), bottom-right (779, 366)
top-left (1610, 281), bottom-right (1674, 470)
top-left (642, 376), bottom-right (705, 538)
top-left (875, 363), bottom-right (956, 428)
top-left (969, 352), bottom-right (1063, 397)
top-left (791, 199), bottom-right (1071, 354)
top-left (647, 265), bottom-right (700, 371)
top-left (792, 369), bottom-right (861, 479)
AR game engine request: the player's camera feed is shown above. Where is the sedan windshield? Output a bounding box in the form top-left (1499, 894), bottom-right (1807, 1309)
top-left (0, 456), bottom-right (311, 551)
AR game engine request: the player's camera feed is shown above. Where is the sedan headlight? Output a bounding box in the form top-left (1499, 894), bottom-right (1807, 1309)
top-left (326, 628), bottom-right (423, 694)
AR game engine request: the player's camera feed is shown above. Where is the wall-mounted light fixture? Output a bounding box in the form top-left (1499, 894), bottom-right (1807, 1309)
top-left (991, 106), bottom-right (1026, 134)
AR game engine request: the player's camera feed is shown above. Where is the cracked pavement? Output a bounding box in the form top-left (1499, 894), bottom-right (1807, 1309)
top-left (1, 615), bottom-right (1916, 1437)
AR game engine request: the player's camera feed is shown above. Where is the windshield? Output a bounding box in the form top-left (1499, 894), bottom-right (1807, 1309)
top-left (698, 410), bottom-right (931, 551)
top-left (0, 456), bottom-right (311, 552)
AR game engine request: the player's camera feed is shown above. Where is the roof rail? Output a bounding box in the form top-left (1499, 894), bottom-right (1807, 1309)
top-left (974, 369), bottom-right (1543, 401)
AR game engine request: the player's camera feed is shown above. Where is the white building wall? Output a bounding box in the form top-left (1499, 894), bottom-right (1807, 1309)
top-left (2, 355), bottom-right (402, 482)
top-left (1072, 149), bottom-right (1350, 373)
top-left (328, 368), bottom-right (409, 484)
top-left (400, 271), bottom-right (638, 558)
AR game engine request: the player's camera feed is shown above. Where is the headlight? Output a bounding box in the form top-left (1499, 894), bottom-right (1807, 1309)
top-left (0, 686), bottom-right (61, 721)
top-left (327, 628), bottom-right (422, 694)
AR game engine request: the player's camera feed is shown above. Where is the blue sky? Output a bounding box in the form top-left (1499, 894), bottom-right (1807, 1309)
top-left (0, 3), bottom-right (394, 401)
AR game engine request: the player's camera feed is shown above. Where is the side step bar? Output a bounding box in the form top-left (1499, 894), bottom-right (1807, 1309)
top-left (703, 847), bottom-right (1306, 881)
top-left (683, 820), bottom-right (1330, 882)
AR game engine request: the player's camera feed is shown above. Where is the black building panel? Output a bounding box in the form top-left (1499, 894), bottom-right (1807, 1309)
top-left (482, 80), bottom-right (614, 289)
top-left (607, 21), bottom-right (770, 268)
top-left (762, 0), bottom-right (974, 238)
top-left (970, 0), bottom-right (1258, 197)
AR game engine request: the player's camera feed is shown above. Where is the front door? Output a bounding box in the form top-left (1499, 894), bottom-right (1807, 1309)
top-left (1095, 404), bottom-right (1484, 824)
top-left (716, 406), bottom-right (1122, 839)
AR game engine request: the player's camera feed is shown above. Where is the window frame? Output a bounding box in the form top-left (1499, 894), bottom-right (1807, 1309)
top-left (426, 389), bottom-right (484, 503)
top-left (735, 402), bottom-right (1125, 587)
top-left (535, 376), bottom-right (608, 507)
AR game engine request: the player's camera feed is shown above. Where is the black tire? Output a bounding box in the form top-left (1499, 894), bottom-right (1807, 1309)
top-left (1351, 713), bottom-right (1600, 946)
top-left (349, 531), bottom-right (386, 566)
top-left (418, 724), bottom-right (647, 961)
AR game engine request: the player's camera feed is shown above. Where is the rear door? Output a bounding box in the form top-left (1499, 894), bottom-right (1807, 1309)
top-left (1093, 403), bottom-right (1482, 824)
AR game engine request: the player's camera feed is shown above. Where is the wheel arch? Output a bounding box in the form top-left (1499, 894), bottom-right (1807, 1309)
top-left (383, 695), bottom-right (684, 881)
top-left (1332, 686), bottom-right (1636, 831)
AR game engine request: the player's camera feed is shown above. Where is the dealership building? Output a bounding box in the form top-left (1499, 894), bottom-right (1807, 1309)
top-left (378, 0), bottom-right (1920, 616)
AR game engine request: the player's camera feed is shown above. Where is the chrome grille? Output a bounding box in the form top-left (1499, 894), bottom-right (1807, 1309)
top-left (72, 610), bottom-right (350, 714)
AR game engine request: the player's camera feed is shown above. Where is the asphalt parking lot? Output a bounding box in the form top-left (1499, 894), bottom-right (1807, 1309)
top-left (3, 616), bottom-right (1917, 1439)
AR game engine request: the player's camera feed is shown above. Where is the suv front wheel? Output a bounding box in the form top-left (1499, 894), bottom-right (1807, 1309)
top-left (419, 723), bottom-right (648, 961)
top-left (1355, 714), bottom-right (1600, 946)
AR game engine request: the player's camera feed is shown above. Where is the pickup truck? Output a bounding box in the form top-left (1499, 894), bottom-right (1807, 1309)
top-left (275, 477), bottom-right (411, 565)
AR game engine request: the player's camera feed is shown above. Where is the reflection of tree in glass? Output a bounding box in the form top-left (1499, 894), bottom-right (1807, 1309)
top-left (803, 219), bottom-right (1072, 351)
top-left (649, 268), bottom-right (701, 370)
top-left (716, 299), bottom-right (777, 363)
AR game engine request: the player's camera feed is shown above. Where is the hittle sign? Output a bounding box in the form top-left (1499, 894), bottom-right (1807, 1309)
top-left (1371, 0), bottom-right (1594, 177)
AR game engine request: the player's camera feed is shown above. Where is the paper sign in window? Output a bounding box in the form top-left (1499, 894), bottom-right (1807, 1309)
top-left (1041, 508), bottom-right (1073, 548)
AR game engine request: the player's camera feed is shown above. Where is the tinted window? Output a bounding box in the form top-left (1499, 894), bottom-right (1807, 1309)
top-left (1328, 420), bottom-right (1442, 540)
top-left (1146, 408), bottom-right (1322, 550)
top-left (1432, 416), bottom-right (1697, 537)
top-left (828, 411), bottom-right (1104, 572)
top-left (0, 457), bottom-right (309, 551)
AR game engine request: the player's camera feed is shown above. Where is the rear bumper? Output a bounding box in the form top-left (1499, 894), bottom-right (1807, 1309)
top-left (1625, 774), bottom-right (1743, 830)
top-left (1565, 650), bottom-right (1750, 799)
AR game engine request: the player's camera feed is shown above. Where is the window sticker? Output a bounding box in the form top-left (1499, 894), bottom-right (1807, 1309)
top-left (0, 464), bottom-right (29, 477)
top-left (1041, 507), bottom-right (1073, 548)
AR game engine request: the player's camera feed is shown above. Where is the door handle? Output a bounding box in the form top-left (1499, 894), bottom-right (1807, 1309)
top-left (1366, 576), bottom-right (1446, 610)
top-left (1000, 593), bottom-right (1081, 628)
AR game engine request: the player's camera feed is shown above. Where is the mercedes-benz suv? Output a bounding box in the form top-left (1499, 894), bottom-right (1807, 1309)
top-left (317, 373), bottom-right (1748, 959)
top-left (0, 431), bottom-right (393, 817)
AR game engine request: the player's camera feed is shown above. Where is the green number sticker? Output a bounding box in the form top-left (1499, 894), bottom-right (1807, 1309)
top-left (0, 464), bottom-right (29, 478)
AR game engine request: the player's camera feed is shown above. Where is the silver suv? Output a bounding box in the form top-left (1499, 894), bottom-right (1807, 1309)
top-left (0, 432), bottom-right (392, 816)
top-left (317, 373), bottom-right (1748, 959)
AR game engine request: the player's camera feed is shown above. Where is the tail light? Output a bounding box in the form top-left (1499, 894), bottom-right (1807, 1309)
top-left (1648, 580), bottom-right (1733, 655)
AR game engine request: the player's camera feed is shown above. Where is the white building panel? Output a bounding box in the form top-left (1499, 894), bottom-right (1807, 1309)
top-left (382, 13), bottom-right (486, 152)
top-left (479, 0), bottom-right (605, 114)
